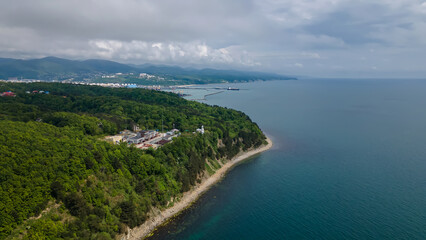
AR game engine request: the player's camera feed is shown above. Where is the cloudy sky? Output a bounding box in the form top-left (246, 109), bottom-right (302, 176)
top-left (0, 0), bottom-right (425, 77)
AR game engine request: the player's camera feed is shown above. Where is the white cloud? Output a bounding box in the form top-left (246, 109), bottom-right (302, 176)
top-left (88, 40), bottom-right (259, 67)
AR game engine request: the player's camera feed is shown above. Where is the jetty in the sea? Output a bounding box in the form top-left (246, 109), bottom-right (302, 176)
top-left (164, 86), bottom-right (240, 91)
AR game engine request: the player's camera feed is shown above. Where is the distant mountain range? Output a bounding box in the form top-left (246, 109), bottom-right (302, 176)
top-left (0, 56), bottom-right (296, 84)
top-left (0, 57), bottom-right (135, 79)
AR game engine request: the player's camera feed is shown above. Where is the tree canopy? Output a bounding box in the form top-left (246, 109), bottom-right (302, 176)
top-left (0, 82), bottom-right (265, 239)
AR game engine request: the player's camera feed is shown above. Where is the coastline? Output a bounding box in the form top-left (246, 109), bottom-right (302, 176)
top-left (122, 137), bottom-right (273, 240)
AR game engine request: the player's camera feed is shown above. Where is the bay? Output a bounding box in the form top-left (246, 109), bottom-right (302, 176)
top-left (147, 79), bottom-right (426, 240)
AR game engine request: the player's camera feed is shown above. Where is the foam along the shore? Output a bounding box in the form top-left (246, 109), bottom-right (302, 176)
top-left (122, 137), bottom-right (273, 240)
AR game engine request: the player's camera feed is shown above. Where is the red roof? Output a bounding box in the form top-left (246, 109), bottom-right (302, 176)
top-left (1, 92), bottom-right (16, 97)
top-left (157, 139), bottom-right (171, 145)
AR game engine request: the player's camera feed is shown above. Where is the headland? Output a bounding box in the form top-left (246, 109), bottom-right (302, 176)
top-left (122, 137), bottom-right (273, 240)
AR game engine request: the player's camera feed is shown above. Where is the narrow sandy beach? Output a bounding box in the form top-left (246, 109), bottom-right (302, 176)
top-left (122, 137), bottom-right (273, 240)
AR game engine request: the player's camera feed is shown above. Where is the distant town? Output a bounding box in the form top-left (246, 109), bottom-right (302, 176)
top-left (0, 73), bottom-right (240, 98)
top-left (1, 72), bottom-right (166, 90)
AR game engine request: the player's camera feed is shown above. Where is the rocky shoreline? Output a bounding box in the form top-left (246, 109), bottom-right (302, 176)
top-left (121, 137), bottom-right (273, 240)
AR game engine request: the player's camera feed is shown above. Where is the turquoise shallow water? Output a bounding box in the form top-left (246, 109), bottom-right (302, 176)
top-left (147, 79), bottom-right (426, 240)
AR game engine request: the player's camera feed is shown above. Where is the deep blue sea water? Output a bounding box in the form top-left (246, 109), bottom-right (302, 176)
top-left (147, 79), bottom-right (426, 240)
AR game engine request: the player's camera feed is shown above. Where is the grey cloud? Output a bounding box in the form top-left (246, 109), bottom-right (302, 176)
top-left (0, 0), bottom-right (425, 77)
top-left (0, 0), bottom-right (262, 43)
top-left (302, 1), bottom-right (419, 46)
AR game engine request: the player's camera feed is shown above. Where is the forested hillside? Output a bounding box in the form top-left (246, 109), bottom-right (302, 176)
top-left (0, 82), bottom-right (266, 239)
top-left (0, 57), bottom-right (295, 84)
top-left (0, 57), bottom-right (135, 80)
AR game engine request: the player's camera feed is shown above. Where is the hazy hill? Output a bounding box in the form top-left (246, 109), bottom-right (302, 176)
top-left (135, 64), bottom-right (292, 82)
top-left (0, 57), bottom-right (296, 83)
top-left (0, 57), bottom-right (136, 79)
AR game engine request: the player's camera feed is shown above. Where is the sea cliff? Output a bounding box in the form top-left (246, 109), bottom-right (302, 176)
top-left (122, 137), bottom-right (273, 240)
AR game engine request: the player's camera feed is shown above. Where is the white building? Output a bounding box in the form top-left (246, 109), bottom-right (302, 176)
top-left (196, 125), bottom-right (204, 134)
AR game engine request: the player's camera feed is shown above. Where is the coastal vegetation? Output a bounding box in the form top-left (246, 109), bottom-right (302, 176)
top-left (0, 82), bottom-right (266, 239)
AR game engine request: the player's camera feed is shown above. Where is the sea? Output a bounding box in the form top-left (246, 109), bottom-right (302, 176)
top-left (147, 79), bottom-right (426, 240)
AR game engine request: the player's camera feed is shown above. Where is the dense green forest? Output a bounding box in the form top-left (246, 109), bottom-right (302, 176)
top-left (0, 82), bottom-right (266, 239)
